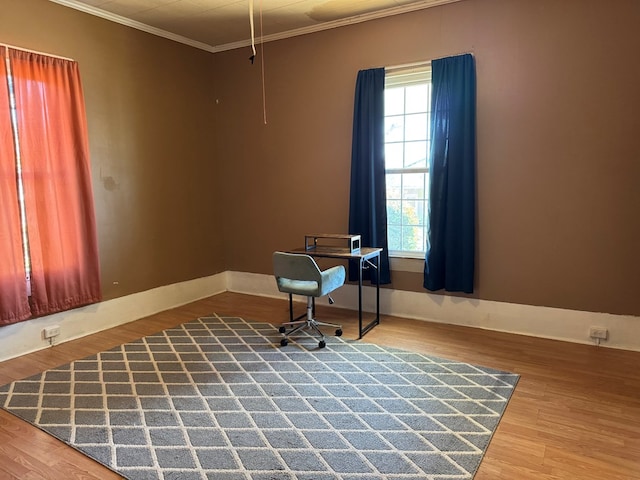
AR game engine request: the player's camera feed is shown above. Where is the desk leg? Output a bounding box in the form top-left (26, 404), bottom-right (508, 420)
top-left (358, 253), bottom-right (381, 338)
top-left (376, 253), bottom-right (380, 327)
top-left (289, 294), bottom-right (293, 322)
top-left (288, 293), bottom-right (307, 323)
top-left (358, 258), bottom-right (364, 339)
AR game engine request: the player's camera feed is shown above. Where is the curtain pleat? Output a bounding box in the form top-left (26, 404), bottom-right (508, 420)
top-left (424, 54), bottom-right (476, 294)
top-left (9, 49), bottom-right (101, 316)
top-left (348, 68), bottom-right (391, 284)
top-left (0, 47), bottom-right (31, 324)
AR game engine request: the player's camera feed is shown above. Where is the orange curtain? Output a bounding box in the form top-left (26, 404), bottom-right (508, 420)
top-left (9, 48), bottom-right (101, 317)
top-left (0, 47), bottom-right (31, 324)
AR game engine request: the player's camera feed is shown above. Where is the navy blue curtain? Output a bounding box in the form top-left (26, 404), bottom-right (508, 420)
top-left (424, 54), bottom-right (476, 293)
top-left (348, 68), bottom-right (391, 284)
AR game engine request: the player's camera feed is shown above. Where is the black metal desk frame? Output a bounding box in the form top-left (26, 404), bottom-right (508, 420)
top-left (286, 246), bottom-right (381, 339)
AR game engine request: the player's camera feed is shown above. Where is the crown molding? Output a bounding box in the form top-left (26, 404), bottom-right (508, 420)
top-left (49, 0), bottom-right (462, 54)
top-left (49, 0), bottom-right (219, 52)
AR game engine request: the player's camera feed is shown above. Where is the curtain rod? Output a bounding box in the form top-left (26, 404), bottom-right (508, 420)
top-left (0, 43), bottom-right (74, 61)
top-left (386, 52), bottom-right (474, 71)
top-left (386, 60), bottom-right (431, 71)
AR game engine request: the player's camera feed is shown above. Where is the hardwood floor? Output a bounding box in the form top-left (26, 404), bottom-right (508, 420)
top-left (0, 292), bottom-right (638, 479)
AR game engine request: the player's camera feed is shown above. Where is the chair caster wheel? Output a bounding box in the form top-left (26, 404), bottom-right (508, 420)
top-left (278, 326), bottom-right (286, 334)
top-left (335, 329), bottom-right (343, 337)
top-left (280, 338), bottom-right (288, 347)
top-left (318, 340), bottom-right (326, 349)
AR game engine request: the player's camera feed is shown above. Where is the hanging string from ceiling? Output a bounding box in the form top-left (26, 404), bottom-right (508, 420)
top-left (259, 0), bottom-right (267, 125)
top-left (248, 0), bottom-right (267, 124)
top-left (248, 0), bottom-right (256, 64)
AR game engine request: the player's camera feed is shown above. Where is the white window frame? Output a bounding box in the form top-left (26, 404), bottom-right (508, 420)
top-left (384, 64), bottom-right (432, 259)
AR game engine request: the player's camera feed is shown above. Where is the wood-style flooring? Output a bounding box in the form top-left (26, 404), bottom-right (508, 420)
top-left (0, 292), bottom-right (638, 479)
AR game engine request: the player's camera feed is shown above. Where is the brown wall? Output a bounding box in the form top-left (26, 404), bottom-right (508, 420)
top-left (213, 0), bottom-right (640, 316)
top-left (2, 0), bottom-right (639, 317)
top-left (1, 0), bottom-right (224, 300)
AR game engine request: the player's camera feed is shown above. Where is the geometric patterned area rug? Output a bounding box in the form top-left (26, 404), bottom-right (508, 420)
top-left (0, 314), bottom-right (519, 480)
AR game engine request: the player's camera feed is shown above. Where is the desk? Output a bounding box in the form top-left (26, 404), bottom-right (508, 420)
top-left (287, 245), bottom-right (382, 339)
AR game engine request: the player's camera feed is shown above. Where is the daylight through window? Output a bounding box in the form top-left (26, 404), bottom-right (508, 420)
top-left (384, 65), bottom-right (432, 257)
top-left (4, 54), bottom-right (31, 295)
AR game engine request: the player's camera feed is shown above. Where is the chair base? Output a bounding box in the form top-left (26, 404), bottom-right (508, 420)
top-left (279, 297), bottom-right (342, 348)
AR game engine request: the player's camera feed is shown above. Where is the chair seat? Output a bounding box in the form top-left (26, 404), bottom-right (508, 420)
top-left (276, 279), bottom-right (318, 296)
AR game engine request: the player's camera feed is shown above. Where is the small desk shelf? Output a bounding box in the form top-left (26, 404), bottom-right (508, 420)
top-left (305, 233), bottom-right (361, 253)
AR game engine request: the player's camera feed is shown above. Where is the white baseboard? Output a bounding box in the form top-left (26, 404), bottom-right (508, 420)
top-left (228, 271), bottom-right (640, 352)
top-left (2, 270), bottom-right (638, 363)
top-left (0, 273), bottom-right (227, 362)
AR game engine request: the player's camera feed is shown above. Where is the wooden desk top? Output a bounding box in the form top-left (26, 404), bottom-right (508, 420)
top-left (289, 246), bottom-right (382, 261)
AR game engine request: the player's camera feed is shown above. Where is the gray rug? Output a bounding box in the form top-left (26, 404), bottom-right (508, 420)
top-left (0, 314), bottom-right (518, 479)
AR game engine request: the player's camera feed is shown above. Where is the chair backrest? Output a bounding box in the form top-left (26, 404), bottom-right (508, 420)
top-left (272, 251), bottom-right (322, 283)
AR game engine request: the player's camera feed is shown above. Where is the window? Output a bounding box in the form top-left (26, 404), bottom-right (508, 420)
top-left (0, 46), bottom-right (101, 325)
top-left (384, 66), bottom-right (432, 258)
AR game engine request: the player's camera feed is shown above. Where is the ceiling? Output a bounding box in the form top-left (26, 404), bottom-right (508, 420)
top-left (50, 0), bottom-right (461, 52)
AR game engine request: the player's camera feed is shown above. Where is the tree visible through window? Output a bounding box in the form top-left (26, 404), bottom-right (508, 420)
top-left (384, 66), bottom-right (431, 257)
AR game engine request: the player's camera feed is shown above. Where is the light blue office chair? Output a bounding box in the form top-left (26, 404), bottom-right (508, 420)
top-left (273, 251), bottom-right (344, 348)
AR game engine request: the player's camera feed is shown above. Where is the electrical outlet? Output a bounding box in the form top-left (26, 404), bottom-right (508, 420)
top-left (43, 325), bottom-right (60, 339)
top-left (589, 326), bottom-right (608, 340)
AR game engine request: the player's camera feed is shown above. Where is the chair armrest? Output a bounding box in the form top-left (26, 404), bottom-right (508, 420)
top-left (319, 265), bottom-right (346, 297)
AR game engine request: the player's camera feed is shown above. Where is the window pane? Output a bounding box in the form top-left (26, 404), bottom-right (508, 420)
top-left (404, 141), bottom-right (427, 169)
top-left (405, 84), bottom-right (429, 114)
top-left (424, 172), bottom-right (430, 201)
top-left (386, 174), bottom-right (401, 200)
top-left (402, 200), bottom-right (425, 226)
top-left (402, 173), bottom-right (426, 200)
top-left (385, 115), bottom-right (404, 143)
top-left (385, 87), bottom-right (404, 116)
top-left (404, 113), bottom-right (427, 141)
top-left (386, 200), bottom-right (402, 226)
top-left (387, 225), bottom-right (402, 251)
top-left (385, 143), bottom-right (403, 170)
top-left (402, 226), bottom-right (423, 252)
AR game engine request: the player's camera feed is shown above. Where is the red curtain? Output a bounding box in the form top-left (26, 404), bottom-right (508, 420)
top-left (0, 47), bottom-right (31, 324)
top-left (8, 48), bottom-right (101, 318)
